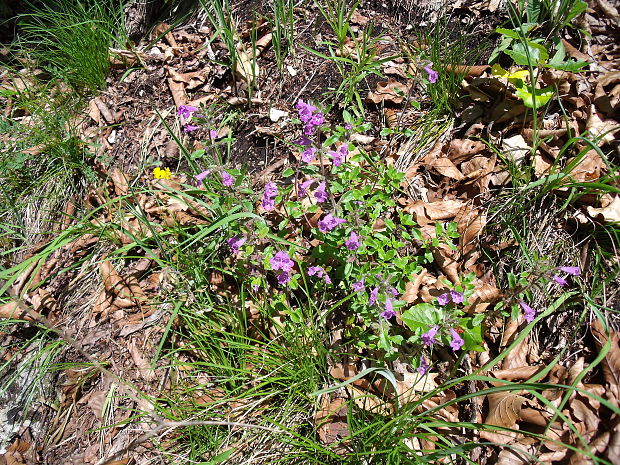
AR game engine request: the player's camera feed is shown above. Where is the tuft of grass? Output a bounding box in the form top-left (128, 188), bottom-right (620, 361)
top-left (15, 0), bottom-right (123, 93)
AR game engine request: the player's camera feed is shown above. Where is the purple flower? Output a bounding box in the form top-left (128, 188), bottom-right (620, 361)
top-left (317, 213), bottom-right (345, 233)
top-left (450, 290), bottom-right (464, 304)
top-left (184, 124), bottom-right (200, 132)
top-left (552, 275), bottom-right (568, 286)
top-left (177, 105), bottom-right (199, 119)
top-left (222, 170), bottom-right (234, 187)
top-left (298, 179), bottom-right (314, 197)
top-left (559, 266), bottom-right (580, 276)
top-left (437, 293), bottom-right (450, 306)
top-left (262, 182), bottom-right (278, 211)
top-left (418, 357), bottom-right (429, 375)
top-left (369, 287), bottom-right (379, 305)
top-left (295, 136), bottom-right (312, 147)
top-left (209, 129), bottom-right (218, 139)
top-left (520, 301), bottom-right (536, 323)
top-left (381, 298), bottom-right (396, 320)
top-left (449, 328), bottom-right (464, 351)
top-left (345, 231), bottom-right (360, 251)
top-left (271, 251), bottom-right (294, 272)
top-left (296, 99), bottom-right (317, 123)
top-left (328, 150), bottom-right (342, 167)
top-left (302, 147), bottom-right (317, 163)
top-left (314, 181), bottom-right (328, 203)
top-left (421, 326), bottom-right (438, 346)
top-left (195, 169), bottom-right (210, 182)
top-left (262, 197), bottom-right (276, 211)
top-left (264, 182), bottom-right (278, 198)
top-left (344, 123), bottom-right (353, 130)
top-left (352, 279), bottom-right (365, 292)
top-left (390, 287), bottom-right (399, 297)
top-left (308, 266), bottom-right (331, 284)
top-left (311, 112), bottom-right (325, 126)
top-left (227, 235), bottom-right (246, 254)
top-left (424, 63), bottom-right (439, 83)
top-left (277, 270), bottom-right (290, 285)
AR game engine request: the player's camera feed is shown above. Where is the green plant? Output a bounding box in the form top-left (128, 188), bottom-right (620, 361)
top-left (511, 0), bottom-right (587, 38)
top-left (16, 0), bottom-right (123, 93)
top-left (408, 15), bottom-right (488, 115)
top-left (315, 0), bottom-right (362, 56)
top-left (269, 0), bottom-right (297, 70)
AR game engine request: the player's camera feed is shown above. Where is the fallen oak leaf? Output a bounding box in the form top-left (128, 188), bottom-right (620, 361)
top-left (480, 391), bottom-right (528, 444)
top-left (587, 195), bottom-right (620, 223)
top-left (366, 78), bottom-right (409, 104)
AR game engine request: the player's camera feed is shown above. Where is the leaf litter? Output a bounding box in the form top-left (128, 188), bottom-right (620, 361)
top-left (0, 0), bottom-right (619, 464)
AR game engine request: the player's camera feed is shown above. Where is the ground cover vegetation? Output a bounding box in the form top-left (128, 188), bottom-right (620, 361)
top-left (0, 0), bottom-right (619, 463)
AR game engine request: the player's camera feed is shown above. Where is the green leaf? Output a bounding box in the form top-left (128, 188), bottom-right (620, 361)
top-left (515, 84), bottom-right (554, 108)
top-left (458, 317), bottom-right (484, 351)
top-left (281, 167), bottom-right (294, 177)
top-left (506, 41), bottom-right (548, 66)
top-left (401, 303), bottom-right (443, 333)
top-left (564, 0), bottom-right (587, 27)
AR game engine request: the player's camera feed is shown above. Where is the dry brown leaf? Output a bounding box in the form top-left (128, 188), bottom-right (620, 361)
top-left (568, 149), bottom-right (604, 183)
top-left (366, 78), bottom-right (409, 104)
top-left (569, 432), bottom-right (610, 465)
top-left (93, 97), bottom-right (114, 124)
top-left (167, 77), bottom-right (187, 107)
top-left (401, 269), bottom-right (428, 303)
top-left (345, 385), bottom-right (393, 415)
top-left (430, 157), bottom-right (464, 180)
top-left (315, 397), bottom-right (350, 446)
top-left (480, 392), bottom-right (527, 443)
top-left (423, 200), bottom-right (467, 220)
top-left (587, 195), bottom-right (620, 223)
top-left (432, 244), bottom-right (460, 285)
top-left (591, 319), bottom-right (620, 403)
top-left (570, 398), bottom-right (600, 439)
top-left (447, 138), bottom-right (486, 164)
top-left (110, 168), bottom-right (129, 196)
top-left (496, 439), bottom-right (537, 465)
top-left (169, 68), bottom-right (209, 91)
top-left (0, 301), bottom-right (41, 321)
top-left (607, 423), bottom-right (620, 464)
top-left (492, 366), bottom-right (540, 381)
top-left (128, 340), bottom-right (156, 381)
top-left (586, 104), bottom-right (619, 145)
top-left (152, 22), bottom-right (178, 48)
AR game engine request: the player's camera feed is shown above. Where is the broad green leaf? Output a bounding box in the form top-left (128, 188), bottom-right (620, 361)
top-left (401, 303), bottom-right (443, 333)
top-left (515, 84), bottom-right (554, 108)
top-left (458, 317), bottom-right (484, 351)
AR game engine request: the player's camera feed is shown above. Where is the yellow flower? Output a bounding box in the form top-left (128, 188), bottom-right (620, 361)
top-left (153, 167), bottom-right (172, 179)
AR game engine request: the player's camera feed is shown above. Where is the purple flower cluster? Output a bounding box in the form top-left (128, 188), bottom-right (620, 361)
top-left (195, 169), bottom-right (210, 183)
top-left (421, 326), bottom-right (438, 346)
top-left (222, 170), bottom-right (234, 187)
top-left (352, 279), bottom-right (365, 292)
top-left (424, 63), bottom-right (438, 83)
top-left (520, 301), bottom-right (536, 323)
top-left (318, 213), bottom-right (345, 233)
top-left (302, 147), bottom-right (317, 163)
top-left (296, 99), bottom-right (324, 136)
top-left (227, 235), bottom-right (246, 254)
top-left (314, 181), bottom-right (328, 203)
top-left (552, 265), bottom-right (581, 287)
top-left (177, 105), bottom-right (199, 119)
top-left (271, 251), bottom-right (294, 285)
top-left (328, 145), bottom-right (348, 167)
top-left (262, 182), bottom-right (278, 211)
top-left (308, 265), bottom-right (331, 284)
top-left (437, 290), bottom-right (464, 306)
top-left (449, 328), bottom-right (464, 351)
top-left (381, 298), bottom-right (396, 320)
top-left (345, 231), bottom-right (360, 251)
